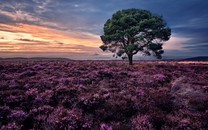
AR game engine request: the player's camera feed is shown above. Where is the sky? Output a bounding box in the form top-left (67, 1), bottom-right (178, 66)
top-left (0, 0), bottom-right (208, 60)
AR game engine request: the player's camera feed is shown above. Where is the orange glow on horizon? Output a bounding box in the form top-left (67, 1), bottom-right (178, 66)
top-left (0, 23), bottom-right (101, 53)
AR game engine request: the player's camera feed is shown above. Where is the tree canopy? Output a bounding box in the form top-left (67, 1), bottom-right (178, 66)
top-left (100, 9), bottom-right (171, 65)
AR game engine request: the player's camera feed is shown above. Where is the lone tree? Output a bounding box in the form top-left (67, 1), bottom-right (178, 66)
top-left (100, 9), bottom-right (171, 65)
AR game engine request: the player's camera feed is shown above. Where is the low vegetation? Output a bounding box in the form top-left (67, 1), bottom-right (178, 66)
top-left (0, 60), bottom-right (207, 129)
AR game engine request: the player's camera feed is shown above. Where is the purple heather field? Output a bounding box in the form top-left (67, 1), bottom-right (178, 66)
top-left (0, 60), bottom-right (208, 130)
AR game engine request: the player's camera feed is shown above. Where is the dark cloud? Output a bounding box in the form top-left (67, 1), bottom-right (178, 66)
top-left (16, 39), bottom-right (65, 46)
top-left (0, 25), bottom-right (19, 33)
top-left (55, 41), bottom-right (64, 45)
top-left (0, 14), bottom-right (14, 24)
top-left (17, 38), bottom-right (38, 42)
top-left (184, 44), bottom-right (208, 51)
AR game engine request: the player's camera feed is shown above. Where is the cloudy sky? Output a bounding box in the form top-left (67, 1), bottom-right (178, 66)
top-left (0, 0), bottom-right (207, 59)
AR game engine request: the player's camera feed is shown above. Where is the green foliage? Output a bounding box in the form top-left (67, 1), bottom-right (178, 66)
top-left (126, 44), bottom-right (138, 53)
top-left (100, 45), bottom-right (108, 51)
top-left (117, 49), bottom-right (125, 57)
top-left (100, 9), bottom-right (171, 64)
top-left (148, 43), bottom-right (162, 51)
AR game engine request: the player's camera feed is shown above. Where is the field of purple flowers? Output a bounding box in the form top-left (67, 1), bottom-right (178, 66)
top-left (0, 60), bottom-right (208, 130)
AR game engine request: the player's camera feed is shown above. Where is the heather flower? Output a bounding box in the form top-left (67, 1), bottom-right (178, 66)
top-left (153, 74), bottom-right (167, 82)
top-left (25, 88), bottom-right (39, 96)
top-left (137, 89), bottom-right (145, 97)
top-left (79, 94), bottom-right (104, 111)
top-left (33, 64), bottom-right (44, 71)
top-left (1, 73), bottom-right (13, 80)
top-left (78, 84), bottom-right (87, 91)
top-left (58, 78), bottom-right (70, 85)
top-left (34, 90), bottom-right (53, 105)
top-left (46, 107), bottom-right (91, 129)
top-left (23, 83), bottom-right (32, 89)
top-left (19, 70), bottom-right (37, 78)
top-left (1, 122), bottom-right (22, 130)
top-left (131, 115), bottom-right (154, 130)
top-left (177, 118), bottom-right (195, 130)
top-left (100, 123), bottom-right (113, 130)
top-left (8, 110), bottom-right (27, 122)
top-left (8, 79), bottom-right (19, 88)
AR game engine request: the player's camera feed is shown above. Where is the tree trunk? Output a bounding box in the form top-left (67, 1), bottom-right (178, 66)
top-left (128, 54), bottom-right (133, 65)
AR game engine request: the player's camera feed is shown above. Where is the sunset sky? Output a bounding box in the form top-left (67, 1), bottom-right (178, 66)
top-left (0, 0), bottom-right (208, 60)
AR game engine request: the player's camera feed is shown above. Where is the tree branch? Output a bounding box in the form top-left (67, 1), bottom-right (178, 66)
top-left (132, 40), bottom-right (152, 55)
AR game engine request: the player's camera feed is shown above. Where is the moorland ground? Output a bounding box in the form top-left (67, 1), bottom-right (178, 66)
top-left (0, 60), bottom-right (208, 129)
